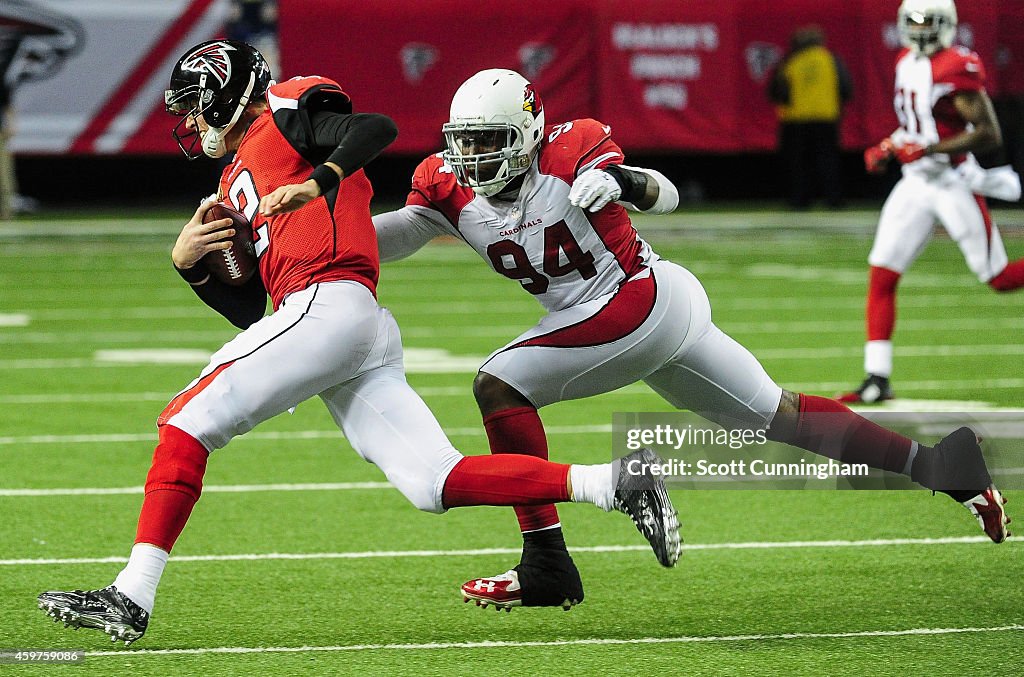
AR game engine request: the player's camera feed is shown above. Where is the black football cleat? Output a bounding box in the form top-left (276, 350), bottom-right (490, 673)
top-left (613, 448), bottom-right (682, 567)
top-left (461, 546), bottom-right (585, 611)
top-left (38, 585), bottom-right (149, 646)
top-left (836, 374), bottom-right (893, 404)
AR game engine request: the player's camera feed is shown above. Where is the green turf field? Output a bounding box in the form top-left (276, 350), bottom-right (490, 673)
top-left (1, 208), bottom-right (1022, 675)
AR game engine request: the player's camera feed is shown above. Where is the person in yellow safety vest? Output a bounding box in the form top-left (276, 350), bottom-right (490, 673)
top-left (769, 25), bottom-right (853, 209)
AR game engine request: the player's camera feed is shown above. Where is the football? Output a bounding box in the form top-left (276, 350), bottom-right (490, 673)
top-left (202, 202), bottom-right (257, 286)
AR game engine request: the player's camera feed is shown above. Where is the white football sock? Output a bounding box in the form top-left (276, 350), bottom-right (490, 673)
top-left (864, 340), bottom-right (893, 378)
top-left (569, 463), bottom-right (614, 511)
top-left (111, 543), bottom-right (168, 613)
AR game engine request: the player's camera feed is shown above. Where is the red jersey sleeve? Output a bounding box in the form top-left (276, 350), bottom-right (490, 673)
top-left (406, 153), bottom-right (474, 227)
top-left (932, 47), bottom-right (986, 93)
top-left (539, 119), bottom-right (625, 184)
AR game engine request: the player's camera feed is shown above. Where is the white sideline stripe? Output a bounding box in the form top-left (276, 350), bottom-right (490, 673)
top-left (0, 385), bottom-right (520, 404)
top-left (6, 316), bottom-right (1024, 344)
top-left (0, 424), bottom-right (612, 446)
top-left (84, 624), bottom-right (1024, 658)
top-left (1, 536), bottom-right (1004, 566)
top-left (8, 379), bottom-right (1024, 407)
top-left (0, 482), bottom-right (393, 497)
top-left (5, 344), bottom-right (1024, 371)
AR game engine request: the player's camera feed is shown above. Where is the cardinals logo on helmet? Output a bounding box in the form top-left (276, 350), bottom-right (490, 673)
top-left (522, 84), bottom-right (543, 119)
top-left (181, 41), bottom-right (235, 87)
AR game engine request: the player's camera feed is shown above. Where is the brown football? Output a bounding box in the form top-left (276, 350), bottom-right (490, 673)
top-left (201, 202), bottom-right (257, 286)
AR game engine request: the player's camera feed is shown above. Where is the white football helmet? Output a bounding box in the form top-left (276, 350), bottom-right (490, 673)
top-left (898, 0), bottom-right (957, 56)
top-left (442, 69), bottom-right (545, 197)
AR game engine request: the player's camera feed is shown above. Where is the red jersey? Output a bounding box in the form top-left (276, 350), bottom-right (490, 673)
top-left (219, 76), bottom-right (379, 310)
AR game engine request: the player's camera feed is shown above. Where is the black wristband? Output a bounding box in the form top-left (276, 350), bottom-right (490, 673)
top-left (175, 263), bottom-right (209, 284)
top-left (603, 164), bottom-right (647, 204)
top-left (308, 164), bottom-right (341, 194)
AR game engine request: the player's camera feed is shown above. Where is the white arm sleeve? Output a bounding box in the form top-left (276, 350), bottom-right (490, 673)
top-left (373, 206), bottom-right (454, 262)
top-left (616, 164), bottom-right (679, 214)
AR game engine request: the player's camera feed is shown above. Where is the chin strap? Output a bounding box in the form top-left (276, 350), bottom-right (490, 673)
top-left (201, 72), bottom-right (259, 158)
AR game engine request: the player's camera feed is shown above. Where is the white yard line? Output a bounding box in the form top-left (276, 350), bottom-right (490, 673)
top-left (1, 536), bottom-right (1006, 566)
top-left (0, 424), bottom-right (613, 446)
top-left (0, 482), bottom-right (394, 497)
top-left (3, 343), bottom-right (1024, 371)
top-left (6, 379), bottom-right (1024, 407)
top-left (82, 623), bottom-right (1024, 658)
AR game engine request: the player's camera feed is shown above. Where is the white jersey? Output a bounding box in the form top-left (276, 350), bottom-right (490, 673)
top-left (378, 119), bottom-right (656, 312)
top-left (892, 45), bottom-right (986, 179)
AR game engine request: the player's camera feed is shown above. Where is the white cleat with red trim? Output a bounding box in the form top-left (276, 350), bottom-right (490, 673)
top-left (963, 487), bottom-right (1011, 544)
top-left (461, 569), bottom-right (522, 611)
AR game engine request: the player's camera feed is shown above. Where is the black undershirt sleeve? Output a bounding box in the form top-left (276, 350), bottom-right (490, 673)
top-left (175, 264), bottom-right (268, 329)
top-left (306, 112), bottom-right (398, 191)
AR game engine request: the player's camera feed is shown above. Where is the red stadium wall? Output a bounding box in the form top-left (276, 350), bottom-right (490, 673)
top-left (8, 0), bottom-right (1018, 155)
top-left (278, 0), bottom-right (1008, 154)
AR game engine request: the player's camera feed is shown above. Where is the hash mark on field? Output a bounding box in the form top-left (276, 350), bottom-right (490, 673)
top-left (85, 624), bottom-right (1024, 658)
top-left (0, 536), bottom-right (1009, 566)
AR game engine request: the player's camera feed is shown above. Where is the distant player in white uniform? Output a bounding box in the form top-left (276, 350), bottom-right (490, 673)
top-left (374, 68), bottom-right (1010, 611)
top-left (839, 0), bottom-right (1024, 404)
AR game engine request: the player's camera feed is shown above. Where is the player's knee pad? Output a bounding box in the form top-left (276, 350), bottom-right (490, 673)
top-left (144, 425), bottom-right (210, 501)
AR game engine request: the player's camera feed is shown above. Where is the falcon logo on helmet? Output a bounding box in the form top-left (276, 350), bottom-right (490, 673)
top-left (180, 42), bottom-right (234, 88)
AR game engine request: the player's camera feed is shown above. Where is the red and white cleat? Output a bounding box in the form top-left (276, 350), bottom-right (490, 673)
top-left (461, 570), bottom-right (521, 611)
top-left (963, 487), bottom-right (1011, 544)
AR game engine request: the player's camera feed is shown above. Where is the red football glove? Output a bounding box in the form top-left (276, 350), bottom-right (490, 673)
top-left (893, 142), bottom-right (927, 165)
top-left (864, 139), bottom-right (895, 174)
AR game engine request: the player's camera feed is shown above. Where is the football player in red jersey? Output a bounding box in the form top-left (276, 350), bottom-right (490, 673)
top-left (373, 68), bottom-right (1011, 611)
top-left (36, 41), bottom-right (685, 646)
top-left (839, 0), bottom-right (1024, 404)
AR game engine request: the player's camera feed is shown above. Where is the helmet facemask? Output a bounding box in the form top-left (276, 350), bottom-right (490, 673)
top-left (898, 0), bottom-right (957, 56)
top-left (442, 122), bottom-right (531, 197)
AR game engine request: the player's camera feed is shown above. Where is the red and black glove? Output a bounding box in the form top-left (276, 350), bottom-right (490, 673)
top-left (864, 139), bottom-right (895, 174)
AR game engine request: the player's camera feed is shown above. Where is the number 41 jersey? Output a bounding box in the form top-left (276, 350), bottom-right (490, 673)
top-left (406, 119), bottom-right (657, 312)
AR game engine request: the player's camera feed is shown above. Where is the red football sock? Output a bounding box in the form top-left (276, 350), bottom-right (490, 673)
top-left (866, 266), bottom-right (900, 341)
top-left (134, 425), bottom-right (209, 552)
top-left (989, 259), bottom-right (1024, 292)
top-left (441, 454), bottom-right (570, 508)
top-left (779, 394), bottom-right (912, 473)
top-left (484, 407), bottom-right (561, 532)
